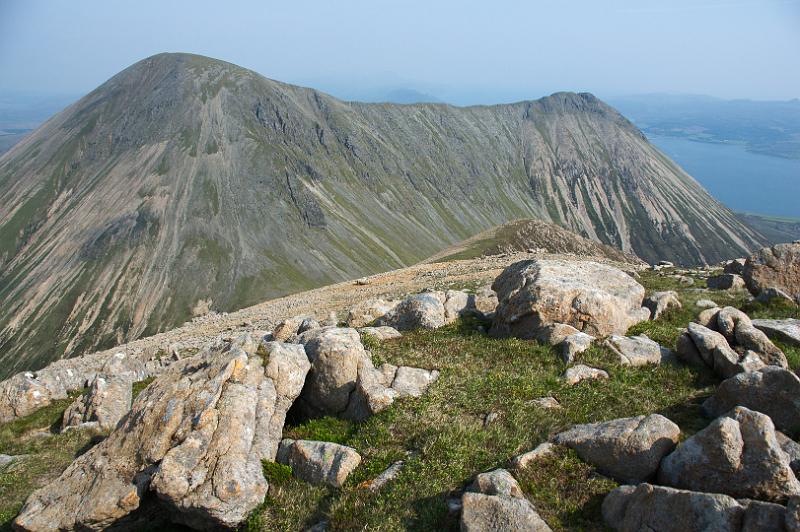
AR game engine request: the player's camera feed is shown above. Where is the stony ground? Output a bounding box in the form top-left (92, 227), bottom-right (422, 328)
top-left (1, 257), bottom-right (798, 531)
top-left (78, 251), bottom-right (641, 361)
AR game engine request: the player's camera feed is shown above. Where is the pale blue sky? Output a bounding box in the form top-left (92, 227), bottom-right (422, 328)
top-left (1, 0), bottom-right (798, 103)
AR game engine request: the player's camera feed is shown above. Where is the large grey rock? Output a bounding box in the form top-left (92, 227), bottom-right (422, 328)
top-left (461, 468), bottom-right (552, 531)
top-left (61, 375), bottom-right (132, 432)
top-left (377, 293), bottom-right (446, 331)
top-left (725, 258), bottom-right (747, 275)
top-left (276, 439), bottom-right (361, 488)
top-left (553, 414), bottom-right (680, 483)
top-left (703, 367), bottom-right (800, 434)
top-left (753, 318), bottom-right (800, 347)
top-left (658, 406), bottom-right (800, 503)
top-left (13, 336), bottom-right (311, 531)
top-left (602, 483), bottom-right (782, 532)
top-left (685, 322), bottom-right (762, 378)
top-left (296, 327), bottom-right (371, 417)
top-left (708, 273), bottom-right (746, 290)
top-left (346, 298), bottom-right (398, 328)
top-left (743, 242), bottom-right (800, 303)
top-left (757, 287), bottom-right (797, 305)
top-left (604, 335), bottom-right (670, 367)
top-left (643, 290), bottom-right (681, 320)
top-left (490, 259), bottom-right (650, 339)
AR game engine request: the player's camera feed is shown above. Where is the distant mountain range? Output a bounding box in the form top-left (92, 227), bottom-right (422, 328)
top-left (609, 94), bottom-right (800, 159)
top-left (0, 53), bottom-right (764, 373)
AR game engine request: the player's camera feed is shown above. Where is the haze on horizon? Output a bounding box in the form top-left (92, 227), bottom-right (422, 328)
top-left (1, 0), bottom-right (798, 105)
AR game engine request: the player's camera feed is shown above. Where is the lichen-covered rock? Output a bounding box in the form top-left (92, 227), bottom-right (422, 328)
top-left (13, 336), bottom-right (311, 531)
top-left (0, 349), bottom-right (171, 424)
top-left (562, 364), bottom-right (609, 385)
top-left (553, 414), bottom-right (679, 483)
top-left (490, 259), bottom-right (649, 339)
top-left (703, 367), bottom-right (800, 434)
top-left (604, 335), bottom-right (669, 367)
top-left (377, 293), bottom-right (446, 331)
top-left (743, 242), bottom-right (800, 304)
top-left (658, 406), bottom-right (800, 503)
top-left (603, 483), bottom-right (771, 532)
top-left (643, 290), bottom-right (681, 320)
top-left (61, 375), bottom-right (132, 432)
top-left (276, 439), bottom-right (361, 488)
top-left (295, 327), bottom-right (371, 418)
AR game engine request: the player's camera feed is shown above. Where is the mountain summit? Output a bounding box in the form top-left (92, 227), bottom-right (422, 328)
top-left (0, 52), bottom-right (764, 373)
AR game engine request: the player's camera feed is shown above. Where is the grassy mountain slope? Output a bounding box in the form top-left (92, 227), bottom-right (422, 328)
top-left (425, 218), bottom-right (643, 264)
top-left (0, 53), bottom-right (764, 373)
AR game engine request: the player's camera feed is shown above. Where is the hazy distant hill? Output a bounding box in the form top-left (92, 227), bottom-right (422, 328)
top-left (611, 93), bottom-right (800, 159)
top-left (0, 53), bottom-right (764, 373)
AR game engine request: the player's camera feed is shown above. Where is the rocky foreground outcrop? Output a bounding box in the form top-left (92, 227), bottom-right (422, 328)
top-left (603, 483), bottom-right (799, 532)
top-left (0, 349), bottom-right (174, 424)
top-left (14, 336), bottom-right (311, 531)
top-left (490, 259), bottom-right (650, 339)
top-left (743, 242), bottom-right (800, 304)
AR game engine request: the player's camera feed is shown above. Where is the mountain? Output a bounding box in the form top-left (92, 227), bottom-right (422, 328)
top-left (424, 218), bottom-right (643, 264)
top-left (0, 53), bottom-right (765, 374)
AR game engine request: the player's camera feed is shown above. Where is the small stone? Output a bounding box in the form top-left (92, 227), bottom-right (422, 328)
top-left (643, 291), bottom-right (681, 320)
top-left (561, 332), bottom-right (594, 364)
top-left (531, 396), bottom-right (560, 409)
top-left (695, 299), bottom-right (718, 309)
top-left (277, 439), bottom-right (362, 488)
top-left (563, 365), bottom-right (609, 385)
top-left (604, 335), bottom-right (669, 367)
top-left (511, 442), bottom-right (556, 470)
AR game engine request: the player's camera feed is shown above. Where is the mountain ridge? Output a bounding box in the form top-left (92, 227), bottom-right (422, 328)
top-left (0, 52), bottom-right (765, 373)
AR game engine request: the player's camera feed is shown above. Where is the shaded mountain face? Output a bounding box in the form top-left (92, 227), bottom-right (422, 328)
top-left (0, 53), bottom-right (765, 374)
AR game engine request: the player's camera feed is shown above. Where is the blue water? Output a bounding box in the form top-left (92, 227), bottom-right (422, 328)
top-left (648, 135), bottom-right (800, 218)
